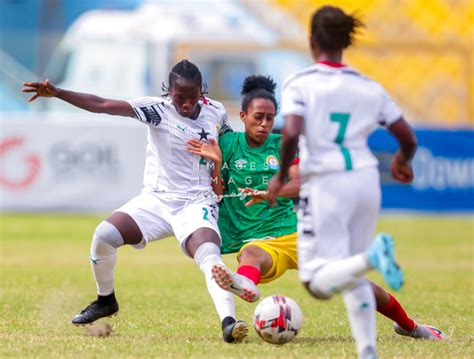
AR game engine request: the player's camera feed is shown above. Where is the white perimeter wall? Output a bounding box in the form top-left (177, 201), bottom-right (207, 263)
top-left (1, 112), bottom-right (243, 212)
top-left (1, 112), bottom-right (148, 212)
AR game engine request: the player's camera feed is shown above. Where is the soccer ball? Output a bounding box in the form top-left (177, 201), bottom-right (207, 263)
top-left (253, 295), bottom-right (303, 345)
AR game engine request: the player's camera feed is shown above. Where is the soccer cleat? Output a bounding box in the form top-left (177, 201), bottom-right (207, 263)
top-left (393, 322), bottom-right (446, 340)
top-left (222, 319), bottom-right (249, 343)
top-left (72, 299), bottom-right (119, 326)
top-left (367, 233), bottom-right (404, 291)
top-left (211, 263), bottom-right (260, 302)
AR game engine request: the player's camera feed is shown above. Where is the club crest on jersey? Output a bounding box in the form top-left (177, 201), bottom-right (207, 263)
top-left (265, 155), bottom-right (279, 170)
top-left (235, 159), bottom-right (247, 170)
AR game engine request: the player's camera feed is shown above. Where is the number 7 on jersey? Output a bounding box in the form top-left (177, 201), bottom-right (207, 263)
top-left (330, 113), bottom-right (352, 170)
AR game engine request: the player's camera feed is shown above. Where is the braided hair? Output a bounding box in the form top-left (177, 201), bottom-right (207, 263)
top-left (162, 59), bottom-right (207, 95)
top-left (241, 75), bottom-right (277, 112)
top-left (310, 6), bottom-right (364, 52)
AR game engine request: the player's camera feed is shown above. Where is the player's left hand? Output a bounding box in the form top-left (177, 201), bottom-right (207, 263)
top-left (266, 175), bottom-right (285, 206)
top-left (239, 188), bottom-right (268, 206)
top-left (390, 153), bottom-right (414, 184)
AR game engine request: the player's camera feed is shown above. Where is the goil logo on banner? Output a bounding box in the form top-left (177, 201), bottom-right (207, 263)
top-left (0, 137), bottom-right (41, 190)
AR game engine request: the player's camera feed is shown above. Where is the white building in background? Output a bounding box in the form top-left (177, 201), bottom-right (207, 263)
top-left (1, 0), bottom-right (309, 212)
top-left (44, 0), bottom-right (309, 127)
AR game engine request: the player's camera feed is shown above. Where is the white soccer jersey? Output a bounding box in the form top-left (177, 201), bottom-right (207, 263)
top-left (281, 62), bottom-right (402, 176)
top-left (128, 96), bottom-right (230, 197)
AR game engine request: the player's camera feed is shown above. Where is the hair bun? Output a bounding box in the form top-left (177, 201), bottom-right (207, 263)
top-left (311, 6), bottom-right (364, 51)
top-left (241, 75), bottom-right (276, 96)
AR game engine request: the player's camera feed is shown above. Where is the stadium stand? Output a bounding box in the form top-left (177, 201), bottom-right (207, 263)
top-left (271, 0), bottom-right (473, 127)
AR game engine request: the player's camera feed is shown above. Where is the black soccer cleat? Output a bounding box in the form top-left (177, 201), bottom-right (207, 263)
top-left (222, 317), bottom-right (249, 343)
top-left (72, 299), bottom-right (119, 326)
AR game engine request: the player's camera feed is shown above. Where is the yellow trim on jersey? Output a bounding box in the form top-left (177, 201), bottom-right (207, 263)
top-left (237, 233), bottom-right (297, 284)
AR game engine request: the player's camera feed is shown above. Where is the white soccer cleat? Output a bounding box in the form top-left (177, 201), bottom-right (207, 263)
top-left (393, 322), bottom-right (446, 340)
top-left (211, 263), bottom-right (260, 302)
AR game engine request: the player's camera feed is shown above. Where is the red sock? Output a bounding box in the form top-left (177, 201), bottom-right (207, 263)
top-left (377, 293), bottom-right (415, 332)
top-left (237, 265), bottom-right (261, 285)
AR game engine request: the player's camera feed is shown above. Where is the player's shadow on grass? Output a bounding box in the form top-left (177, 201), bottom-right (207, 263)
top-left (293, 334), bottom-right (408, 345)
top-left (293, 335), bottom-right (354, 344)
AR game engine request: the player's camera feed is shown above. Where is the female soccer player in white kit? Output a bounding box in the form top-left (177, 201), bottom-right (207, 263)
top-left (22, 60), bottom-right (250, 343)
top-left (267, 6), bottom-right (418, 359)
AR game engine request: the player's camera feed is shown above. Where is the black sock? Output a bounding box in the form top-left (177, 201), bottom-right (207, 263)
top-left (97, 292), bottom-right (116, 306)
top-left (221, 316), bottom-right (236, 329)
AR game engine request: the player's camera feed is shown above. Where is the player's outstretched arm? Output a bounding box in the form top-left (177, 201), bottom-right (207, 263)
top-left (387, 117), bottom-right (417, 184)
top-left (22, 79), bottom-right (135, 117)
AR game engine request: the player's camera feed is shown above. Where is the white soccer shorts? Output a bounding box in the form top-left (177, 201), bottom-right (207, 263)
top-left (297, 167), bottom-right (381, 283)
top-left (115, 188), bottom-right (220, 256)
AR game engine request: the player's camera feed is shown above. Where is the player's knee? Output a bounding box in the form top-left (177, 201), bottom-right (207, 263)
top-left (303, 280), bottom-right (332, 300)
top-left (240, 245), bottom-right (265, 262)
top-left (240, 246), bottom-right (273, 275)
top-left (186, 228), bottom-right (220, 257)
top-left (93, 221), bottom-right (125, 251)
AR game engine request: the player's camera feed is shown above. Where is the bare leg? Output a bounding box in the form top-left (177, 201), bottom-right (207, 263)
top-left (106, 211), bottom-right (142, 245)
top-left (235, 245), bottom-right (274, 285)
top-left (185, 227), bottom-right (220, 257)
top-left (371, 281), bottom-right (391, 306)
top-left (238, 245), bottom-right (273, 276)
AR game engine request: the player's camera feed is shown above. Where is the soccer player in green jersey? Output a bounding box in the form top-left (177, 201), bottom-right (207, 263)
top-left (187, 75), bottom-right (444, 341)
top-left (188, 75), bottom-right (299, 300)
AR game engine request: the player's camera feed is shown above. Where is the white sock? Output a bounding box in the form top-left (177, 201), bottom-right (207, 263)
top-left (194, 242), bottom-right (235, 321)
top-left (342, 279), bottom-right (377, 358)
top-left (309, 253), bottom-right (371, 298)
top-left (90, 221), bottom-right (124, 296)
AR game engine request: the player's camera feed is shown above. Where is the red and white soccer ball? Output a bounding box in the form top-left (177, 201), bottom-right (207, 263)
top-left (253, 295), bottom-right (303, 345)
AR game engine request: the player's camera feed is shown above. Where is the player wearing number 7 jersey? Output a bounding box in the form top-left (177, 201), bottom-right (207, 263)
top-left (267, 6), bottom-right (421, 359)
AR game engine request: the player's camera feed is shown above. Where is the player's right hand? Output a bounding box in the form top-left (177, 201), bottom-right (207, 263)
top-left (22, 79), bottom-right (58, 102)
top-left (266, 175), bottom-right (284, 206)
top-left (390, 152), bottom-right (414, 184)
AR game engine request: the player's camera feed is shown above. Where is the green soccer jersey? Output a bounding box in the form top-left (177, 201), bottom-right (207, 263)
top-left (218, 132), bottom-right (297, 254)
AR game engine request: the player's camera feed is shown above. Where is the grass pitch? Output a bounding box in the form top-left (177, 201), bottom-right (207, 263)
top-left (1, 214), bottom-right (473, 358)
